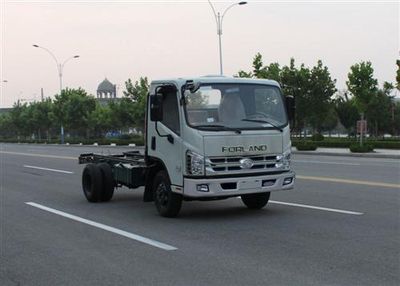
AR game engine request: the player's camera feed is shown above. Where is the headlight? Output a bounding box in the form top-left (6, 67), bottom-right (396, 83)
top-left (276, 149), bottom-right (291, 170)
top-left (186, 150), bottom-right (204, 176)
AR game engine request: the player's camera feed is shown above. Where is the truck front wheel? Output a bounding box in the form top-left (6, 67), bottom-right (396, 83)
top-left (241, 192), bottom-right (270, 209)
top-left (153, 171), bottom-right (182, 217)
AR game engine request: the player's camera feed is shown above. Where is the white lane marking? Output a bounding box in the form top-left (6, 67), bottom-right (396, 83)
top-left (23, 165), bottom-right (74, 174)
top-left (269, 200), bottom-right (363, 215)
top-left (294, 155), bottom-right (399, 165)
top-left (294, 160), bottom-right (360, 166)
top-left (25, 202), bottom-right (177, 251)
top-left (27, 148), bottom-right (49, 151)
top-left (297, 175), bottom-right (400, 189)
top-left (0, 151), bottom-right (75, 160)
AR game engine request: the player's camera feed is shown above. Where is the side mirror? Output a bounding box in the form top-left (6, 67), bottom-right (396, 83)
top-left (185, 80), bottom-right (201, 93)
top-left (190, 82), bottom-right (201, 93)
top-left (286, 95), bottom-right (295, 122)
top-left (150, 93), bottom-right (163, 121)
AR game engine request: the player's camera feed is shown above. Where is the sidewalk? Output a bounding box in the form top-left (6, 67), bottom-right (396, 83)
top-left (292, 147), bottom-right (400, 159)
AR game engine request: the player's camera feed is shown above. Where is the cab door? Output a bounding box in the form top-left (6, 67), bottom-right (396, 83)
top-left (147, 84), bottom-right (183, 187)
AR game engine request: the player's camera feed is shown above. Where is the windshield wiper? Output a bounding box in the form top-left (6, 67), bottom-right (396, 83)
top-left (194, 124), bottom-right (242, 134)
top-left (241, 119), bottom-right (283, 132)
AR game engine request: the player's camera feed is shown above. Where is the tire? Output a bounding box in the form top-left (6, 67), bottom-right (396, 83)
top-left (82, 163), bottom-right (103, 202)
top-left (98, 163), bottom-right (115, 202)
top-left (241, 192), bottom-right (270, 209)
top-left (153, 170), bottom-right (182, 217)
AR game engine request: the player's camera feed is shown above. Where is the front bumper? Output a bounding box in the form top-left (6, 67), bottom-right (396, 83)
top-left (182, 171), bottom-right (295, 198)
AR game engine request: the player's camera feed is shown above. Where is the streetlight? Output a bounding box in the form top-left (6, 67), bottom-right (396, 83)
top-left (33, 44), bottom-right (80, 144)
top-left (1, 80), bottom-right (8, 107)
top-left (207, 1), bottom-right (247, 75)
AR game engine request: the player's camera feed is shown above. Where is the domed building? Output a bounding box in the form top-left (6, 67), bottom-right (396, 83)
top-left (97, 78), bottom-right (117, 104)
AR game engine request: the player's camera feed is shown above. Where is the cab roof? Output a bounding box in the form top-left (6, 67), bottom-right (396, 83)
top-left (150, 76), bottom-right (281, 88)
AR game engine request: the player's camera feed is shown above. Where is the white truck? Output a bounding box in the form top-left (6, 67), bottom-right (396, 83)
top-left (79, 76), bottom-right (296, 217)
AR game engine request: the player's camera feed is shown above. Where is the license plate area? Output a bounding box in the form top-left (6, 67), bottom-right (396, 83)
top-left (238, 179), bottom-right (261, 189)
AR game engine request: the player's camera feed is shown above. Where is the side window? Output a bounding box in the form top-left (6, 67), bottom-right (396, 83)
top-left (161, 91), bottom-right (180, 135)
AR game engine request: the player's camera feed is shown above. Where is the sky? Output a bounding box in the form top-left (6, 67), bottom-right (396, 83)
top-left (0, 0), bottom-right (399, 107)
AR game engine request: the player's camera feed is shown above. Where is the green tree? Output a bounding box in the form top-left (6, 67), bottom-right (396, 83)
top-left (396, 60), bottom-right (400, 90)
top-left (123, 77), bottom-right (149, 132)
top-left (346, 61), bottom-right (378, 114)
top-left (383, 81), bottom-right (394, 94)
top-left (263, 63), bottom-right (282, 82)
top-left (0, 113), bottom-right (14, 137)
top-left (393, 102), bottom-right (400, 135)
top-left (307, 60), bottom-right (337, 133)
top-left (321, 105), bottom-right (338, 136)
top-left (108, 98), bottom-right (136, 132)
top-left (236, 70), bottom-right (252, 78)
top-left (29, 98), bottom-right (54, 140)
top-left (53, 88), bottom-right (96, 137)
top-left (335, 93), bottom-right (359, 136)
top-left (9, 101), bottom-right (29, 137)
top-left (280, 59), bottom-right (312, 134)
top-left (237, 53), bottom-right (282, 81)
top-left (88, 103), bottom-right (113, 137)
top-left (366, 83), bottom-right (394, 136)
top-left (252, 52), bottom-right (264, 78)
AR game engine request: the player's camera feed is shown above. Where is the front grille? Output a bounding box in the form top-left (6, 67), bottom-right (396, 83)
top-left (205, 154), bottom-right (282, 175)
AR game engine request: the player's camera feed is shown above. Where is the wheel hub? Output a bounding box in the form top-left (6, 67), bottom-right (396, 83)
top-left (156, 182), bottom-right (169, 206)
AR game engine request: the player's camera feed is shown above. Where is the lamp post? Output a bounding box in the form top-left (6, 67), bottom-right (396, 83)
top-left (1, 80), bottom-right (8, 107)
top-left (207, 1), bottom-right (247, 75)
top-left (33, 44), bottom-right (79, 144)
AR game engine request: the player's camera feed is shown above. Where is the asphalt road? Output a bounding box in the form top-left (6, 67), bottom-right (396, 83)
top-left (1, 143), bottom-right (399, 286)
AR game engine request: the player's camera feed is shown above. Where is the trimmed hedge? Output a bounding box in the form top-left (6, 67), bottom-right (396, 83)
top-left (0, 136), bottom-right (145, 146)
top-left (292, 139), bottom-right (400, 149)
top-left (296, 141), bottom-right (318, 151)
top-left (349, 144), bottom-right (374, 153)
top-left (311, 133), bottom-right (324, 141)
top-left (369, 141), bottom-right (400, 149)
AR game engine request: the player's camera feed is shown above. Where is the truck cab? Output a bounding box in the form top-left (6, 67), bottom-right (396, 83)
top-left (145, 76), bottom-right (295, 216)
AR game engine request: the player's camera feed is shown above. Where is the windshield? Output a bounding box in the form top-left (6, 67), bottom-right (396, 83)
top-left (184, 83), bottom-right (287, 131)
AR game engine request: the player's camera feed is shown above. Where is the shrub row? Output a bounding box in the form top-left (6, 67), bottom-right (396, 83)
top-left (0, 136), bottom-right (145, 146)
top-left (349, 144), bottom-right (374, 153)
top-left (310, 133), bottom-right (324, 141)
top-left (292, 139), bottom-right (400, 149)
top-left (295, 141), bottom-right (318, 151)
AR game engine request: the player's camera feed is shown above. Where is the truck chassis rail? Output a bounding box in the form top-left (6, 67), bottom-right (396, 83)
top-left (79, 151), bottom-right (147, 189)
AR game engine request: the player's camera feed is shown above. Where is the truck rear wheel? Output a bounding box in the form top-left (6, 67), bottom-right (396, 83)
top-left (98, 163), bottom-right (115, 202)
top-left (241, 192), bottom-right (270, 209)
top-left (153, 170), bottom-right (182, 217)
top-left (82, 163), bottom-right (103, 202)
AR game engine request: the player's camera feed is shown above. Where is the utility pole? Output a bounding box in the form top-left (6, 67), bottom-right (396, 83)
top-left (207, 1), bottom-right (247, 75)
top-left (33, 44), bottom-right (79, 144)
